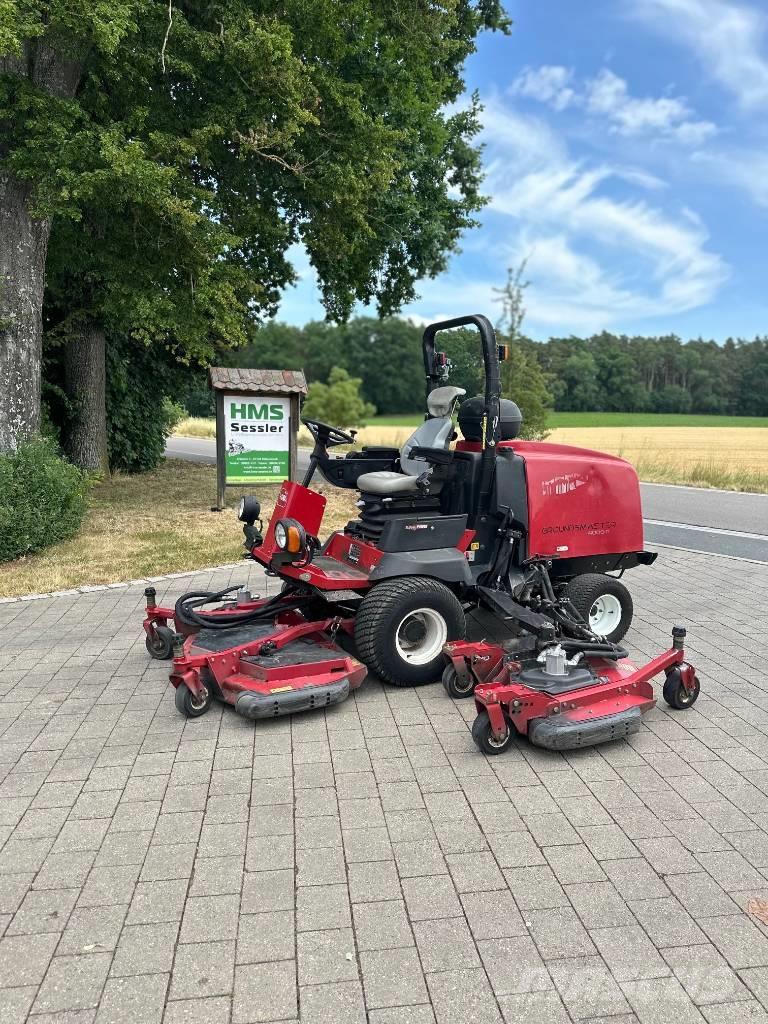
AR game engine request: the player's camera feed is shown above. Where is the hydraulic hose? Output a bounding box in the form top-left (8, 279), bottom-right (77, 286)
top-left (174, 584), bottom-right (305, 631)
top-left (558, 640), bottom-right (629, 661)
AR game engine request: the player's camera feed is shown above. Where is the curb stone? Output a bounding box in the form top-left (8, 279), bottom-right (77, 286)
top-left (0, 561), bottom-right (245, 605)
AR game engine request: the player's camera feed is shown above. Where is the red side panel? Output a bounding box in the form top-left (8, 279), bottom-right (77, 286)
top-left (324, 532), bottom-right (383, 573)
top-left (504, 440), bottom-right (644, 559)
top-left (455, 439), bottom-right (644, 559)
top-left (260, 481), bottom-right (327, 560)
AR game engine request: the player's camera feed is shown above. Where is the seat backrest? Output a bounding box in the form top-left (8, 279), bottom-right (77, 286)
top-left (400, 417), bottom-right (454, 476)
top-left (426, 385), bottom-right (466, 417)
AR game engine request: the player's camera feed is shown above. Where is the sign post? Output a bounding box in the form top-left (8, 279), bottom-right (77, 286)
top-left (208, 368), bottom-right (307, 510)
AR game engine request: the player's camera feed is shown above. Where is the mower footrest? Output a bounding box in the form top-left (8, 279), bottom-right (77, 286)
top-left (528, 706), bottom-right (643, 751)
top-left (235, 678), bottom-right (351, 719)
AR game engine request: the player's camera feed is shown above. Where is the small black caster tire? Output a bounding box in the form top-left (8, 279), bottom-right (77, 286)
top-left (663, 668), bottom-right (700, 710)
top-left (174, 683), bottom-right (213, 718)
top-left (471, 711), bottom-right (514, 755)
top-left (442, 663), bottom-right (475, 699)
top-left (146, 625), bottom-right (175, 660)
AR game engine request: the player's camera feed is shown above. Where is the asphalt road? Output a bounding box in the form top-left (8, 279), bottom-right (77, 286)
top-left (165, 435), bottom-right (768, 562)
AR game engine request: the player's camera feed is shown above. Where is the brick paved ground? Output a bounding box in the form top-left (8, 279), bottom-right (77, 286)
top-left (1, 547), bottom-right (767, 1024)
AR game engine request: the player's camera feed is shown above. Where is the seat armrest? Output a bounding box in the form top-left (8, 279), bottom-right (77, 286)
top-left (358, 446), bottom-right (401, 458)
top-left (408, 446), bottom-right (454, 466)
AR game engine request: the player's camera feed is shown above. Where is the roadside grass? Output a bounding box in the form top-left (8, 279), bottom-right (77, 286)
top-left (0, 459), bottom-right (358, 599)
top-left (630, 454), bottom-right (768, 492)
top-left (176, 416), bottom-right (216, 439)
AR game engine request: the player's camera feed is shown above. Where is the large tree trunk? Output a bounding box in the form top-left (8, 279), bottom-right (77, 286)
top-left (0, 41), bottom-right (83, 453)
top-left (0, 174), bottom-right (51, 451)
top-left (64, 323), bottom-right (109, 472)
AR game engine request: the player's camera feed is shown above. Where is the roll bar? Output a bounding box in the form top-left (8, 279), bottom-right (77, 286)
top-left (421, 314), bottom-right (501, 452)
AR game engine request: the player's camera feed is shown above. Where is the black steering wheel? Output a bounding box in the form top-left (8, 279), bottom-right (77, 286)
top-left (302, 418), bottom-right (357, 448)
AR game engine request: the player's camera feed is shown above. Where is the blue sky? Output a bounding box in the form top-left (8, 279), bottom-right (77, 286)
top-left (279, 0), bottom-right (768, 341)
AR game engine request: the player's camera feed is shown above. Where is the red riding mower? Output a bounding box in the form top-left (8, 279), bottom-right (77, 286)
top-left (143, 314), bottom-right (699, 748)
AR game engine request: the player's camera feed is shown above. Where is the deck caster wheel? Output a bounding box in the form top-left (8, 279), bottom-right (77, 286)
top-left (442, 663), bottom-right (475, 699)
top-left (146, 625), bottom-right (174, 660)
top-left (471, 711), bottom-right (514, 755)
top-left (663, 667), bottom-right (700, 710)
top-left (174, 683), bottom-right (212, 718)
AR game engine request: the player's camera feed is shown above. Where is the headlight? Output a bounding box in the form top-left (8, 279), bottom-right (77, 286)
top-left (238, 496), bottom-right (261, 525)
top-left (274, 518), bottom-right (306, 556)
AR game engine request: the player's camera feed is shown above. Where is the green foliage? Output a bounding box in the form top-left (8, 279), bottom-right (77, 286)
top-left (3, 0), bottom-right (510, 366)
top-left (0, 438), bottom-right (87, 562)
top-left (302, 367), bottom-right (376, 429)
top-left (501, 343), bottom-right (552, 440)
top-left (104, 337), bottom-right (185, 473)
top-left (539, 334), bottom-right (768, 416)
top-left (181, 318), bottom-right (768, 425)
top-left (161, 396), bottom-right (187, 432)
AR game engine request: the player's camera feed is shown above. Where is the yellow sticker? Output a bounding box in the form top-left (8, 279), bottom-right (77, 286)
top-left (269, 685), bottom-right (294, 693)
top-left (470, 542), bottom-right (480, 550)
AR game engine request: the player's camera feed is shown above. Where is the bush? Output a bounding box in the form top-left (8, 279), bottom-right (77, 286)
top-left (302, 367), bottom-right (376, 429)
top-left (106, 339), bottom-right (185, 473)
top-left (0, 439), bottom-right (87, 563)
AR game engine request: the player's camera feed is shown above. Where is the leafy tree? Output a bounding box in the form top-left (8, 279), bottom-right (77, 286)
top-left (493, 262), bottom-right (553, 439)
top-left (302, 367), bottom-right (375, 429)
top-left (1, 0), bottom-right (510, 465)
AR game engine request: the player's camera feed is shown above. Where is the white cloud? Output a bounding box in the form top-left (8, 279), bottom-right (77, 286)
top-left (585, 69), bottom-right (717, 143)
top-left (401, 96), bottom-right (729, 335)
top-left (692, 148), bottom-right (768, 208)
top-left (628, 0), bottom-right (768, 108)
top-left (511, 65), bottom-right (716, 144)
top-left (511, 65), bottom-right (576, 111)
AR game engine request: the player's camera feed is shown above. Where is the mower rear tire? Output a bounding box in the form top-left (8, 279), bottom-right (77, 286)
top-left (355, 577), bottom-right (465, 687)
top-left (442, 662), bottom-right (475, 699)
top-left (663, 667), bottom-right (700, 710)
top-left (146, 625), bottom-right (174, 660)
top-left (564, 574), bottom-right (633, 643)
top-left (174, 683), bottom-right (213, 718)
top-left (472, 711), bottom-right (514, 755)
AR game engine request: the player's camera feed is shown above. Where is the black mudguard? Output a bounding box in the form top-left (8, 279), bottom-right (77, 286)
top-left (368, 548), bottom-right (473, 586)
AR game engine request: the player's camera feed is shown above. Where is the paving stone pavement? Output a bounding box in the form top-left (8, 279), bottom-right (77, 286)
top-left (1, 547), bottom-right (767, 1024)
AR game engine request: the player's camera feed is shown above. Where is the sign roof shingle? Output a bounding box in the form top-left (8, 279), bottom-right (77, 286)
top-left (208, 367), bottom-right (307, 396)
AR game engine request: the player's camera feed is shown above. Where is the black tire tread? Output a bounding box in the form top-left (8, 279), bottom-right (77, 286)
top-left (355, 576), bottom-right (465, 687)
top-left (146, 625), bottom-right (174, 660)
top-left (565, 573), bottom-right (633, 642)
top-left (471, 710), bottom-right (514, 755)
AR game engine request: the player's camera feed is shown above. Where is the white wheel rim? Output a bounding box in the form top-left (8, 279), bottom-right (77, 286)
top-left (394, 607), bottom-right (448, 667)
top-left (589, 593), bottom-right (622, 634)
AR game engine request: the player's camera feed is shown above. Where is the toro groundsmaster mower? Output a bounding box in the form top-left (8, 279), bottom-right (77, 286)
top-left (143, 313), bottom-right (699, 747)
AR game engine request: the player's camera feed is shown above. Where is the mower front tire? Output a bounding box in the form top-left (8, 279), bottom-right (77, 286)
top-left (146, 625), bottom-right (175, 660)
top-left (564, 573), bottom-right (633, 643)
top-left (472, 711), bottom-right (514, 755)
top-left (174, 683), bottom-right (213, 718)
top-left (355, 577), bottom-right (465, 687)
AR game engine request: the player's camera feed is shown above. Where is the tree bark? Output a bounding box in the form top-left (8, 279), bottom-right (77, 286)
top-left (64, 323), bottom-right (109, 473)
top-left (0, 173), bottom-right (51, 451)
top-left (0, 39), bottom-right (83, 453)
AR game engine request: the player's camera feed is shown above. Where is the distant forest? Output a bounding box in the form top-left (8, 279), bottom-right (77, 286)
top-left (182, 317), bottom-right (768, 418)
